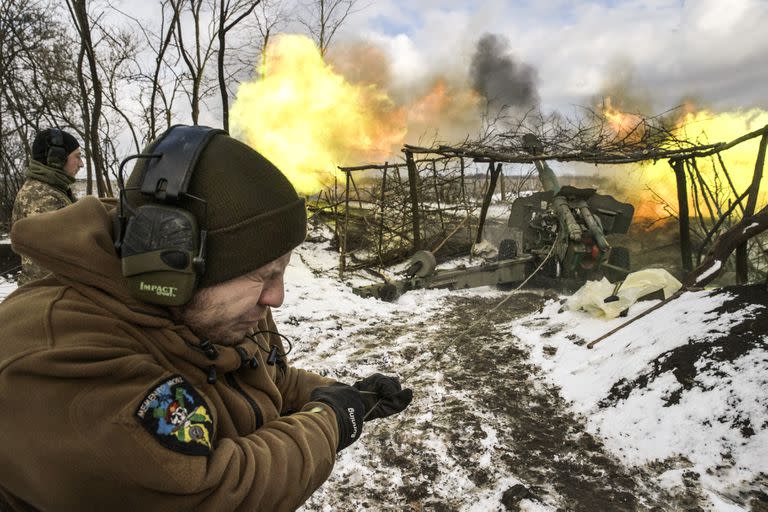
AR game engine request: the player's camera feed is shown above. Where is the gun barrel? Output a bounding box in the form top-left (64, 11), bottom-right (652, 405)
top-left (576, 201), bottom-right (610, 251)
top-left (552, 196), bottom-right (582, 241)
top-left (533, 160), bottom-right (560, 194)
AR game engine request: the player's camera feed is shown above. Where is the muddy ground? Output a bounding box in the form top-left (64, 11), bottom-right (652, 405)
top-left (297, 288), bottom-right (758, 511)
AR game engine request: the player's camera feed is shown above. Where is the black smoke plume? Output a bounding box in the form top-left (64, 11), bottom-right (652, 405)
top-left (470, 34), bottom-right (539, 110)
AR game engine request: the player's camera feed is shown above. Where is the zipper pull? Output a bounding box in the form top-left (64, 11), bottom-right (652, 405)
top-left (207, 365), bottom-right (218, 384)
top-left (199, 339), bottom-right (219, 360)
top-left (266, 346), bottom-right (279, 366)
top-left (235, 346), bottom-right (250, 369)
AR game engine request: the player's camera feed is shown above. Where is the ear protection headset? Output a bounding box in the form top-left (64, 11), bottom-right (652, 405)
top-left (115, 125), bottom-right (225, 306)
top-left (46, 128), bottom-right (68, 169)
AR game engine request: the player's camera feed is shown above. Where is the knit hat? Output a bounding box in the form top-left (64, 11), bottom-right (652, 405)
top-left (126, 130), bottom-right (306, 289)
top-left (32, 128), bottom-right (80, 168)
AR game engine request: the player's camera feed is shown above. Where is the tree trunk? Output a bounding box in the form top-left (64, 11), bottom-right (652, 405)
top-left (475, 162), bottom-right (501, 245)
top-left (672, 159), bottom-right (693, 273)
top-left (735, 132), bottom-right (768, 282)
top-left (405, 150), bottom-right (421, 251)
top-left (69, 0), bottom-right (110, 197)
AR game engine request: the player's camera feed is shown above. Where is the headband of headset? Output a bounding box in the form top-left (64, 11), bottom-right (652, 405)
top-left (141, 125), bottom-right (225, 201)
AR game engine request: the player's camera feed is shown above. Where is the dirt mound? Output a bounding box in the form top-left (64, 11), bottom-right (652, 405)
top-left (601, 284), bottom-right (768, 414)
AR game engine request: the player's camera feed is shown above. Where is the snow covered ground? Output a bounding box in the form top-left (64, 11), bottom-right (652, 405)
top-left (1, 228), bottom-right (766, 511)
top-left (278, 229), bottom-right (768, 511)
top-left (0, 236), bottom-right (17, 302)
top-left (511, 290), bottom-right (767, 509)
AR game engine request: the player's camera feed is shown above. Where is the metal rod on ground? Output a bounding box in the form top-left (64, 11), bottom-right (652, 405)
top-left (586, 289), bottom-right (687, 349)
top-left (364, 239), bottom-right (555, 418)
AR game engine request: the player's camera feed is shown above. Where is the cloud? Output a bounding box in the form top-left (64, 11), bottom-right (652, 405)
top-left (335, 0), bottom-right (768, 113)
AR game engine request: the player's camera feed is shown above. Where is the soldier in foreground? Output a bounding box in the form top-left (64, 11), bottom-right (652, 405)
top-left (12, 127), bottom-right (83, 284)
top-left (0, 126), bottom-right (412, 510)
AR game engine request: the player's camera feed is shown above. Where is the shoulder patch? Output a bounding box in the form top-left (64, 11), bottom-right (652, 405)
top-left (135, 375), bottom-right (214, 456)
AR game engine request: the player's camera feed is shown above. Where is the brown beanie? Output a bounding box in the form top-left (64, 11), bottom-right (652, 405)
top-left (126, 131), bottom-right (306, 288)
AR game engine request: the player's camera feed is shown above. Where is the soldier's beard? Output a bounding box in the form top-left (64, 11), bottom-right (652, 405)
top-left (170, 289), bottom-right (257, 345)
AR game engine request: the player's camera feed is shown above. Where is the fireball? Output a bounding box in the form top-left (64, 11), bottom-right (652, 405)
top-left (230, 34), bottom-right (406, 195)
top-left (603, 104), bottom-right (768, 221)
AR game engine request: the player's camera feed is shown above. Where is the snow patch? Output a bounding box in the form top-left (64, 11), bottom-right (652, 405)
top-left (510, 288), bottom-right (767, 502)
top-left (742, 222), bottom-right (759, 234)
top-left (696, 259), bottom-right (723, 283)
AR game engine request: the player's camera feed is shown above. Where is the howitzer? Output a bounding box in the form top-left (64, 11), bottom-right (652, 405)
top-left (507, 134), bottom-right (633, 280)
top-left (353, 135), bottom-right (635, 301)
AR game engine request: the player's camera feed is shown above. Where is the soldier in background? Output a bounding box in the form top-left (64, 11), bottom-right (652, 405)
top-left (12, 127), bottom-right (83, 284)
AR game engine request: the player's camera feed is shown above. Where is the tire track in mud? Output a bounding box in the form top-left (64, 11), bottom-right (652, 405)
top-left (433, 294), bottom-right (705, 511)
top-left (302, 291), bottom-right (706, 511)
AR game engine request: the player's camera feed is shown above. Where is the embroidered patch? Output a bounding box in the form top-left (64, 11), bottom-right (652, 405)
top-left (135, 375), bottom-right (214, 456)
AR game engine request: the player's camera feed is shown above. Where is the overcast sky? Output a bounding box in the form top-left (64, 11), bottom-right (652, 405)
top-left (333, 0), bottom-right (768, 114)
top-left (124, 0), bottom-right (767, 117)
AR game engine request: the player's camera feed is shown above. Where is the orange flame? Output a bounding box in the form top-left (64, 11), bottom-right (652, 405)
top-left (230, 35), bottom-right (405, 195)
top-left (602, 102), bottom-right (768, 221)
top-left (230, 35), bottom-right (483, 195)
top-left (603, 97), bottom-right (646, 143)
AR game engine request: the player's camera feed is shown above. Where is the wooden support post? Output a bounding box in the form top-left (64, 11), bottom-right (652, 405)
top-left (672, 159), bottom-right (693, 273)
top-left (339, 170), bottom-right (351, 278)
top-left (378, 163), bottom-right (388, 266)
top-left (432, 160), bottom-right (445, 234)
top-left (459, 157), bottom-right (473, 260)
top-left (332, 174), bottom-right (339, 252)
top-left (736, 132), bottom-right (768, 283)
top-left (405, 150), bottom-right (422, 251)
top-left (499, 164), bottom-right (506, 201)
top-left (475, 162), bottom-right (502, 245)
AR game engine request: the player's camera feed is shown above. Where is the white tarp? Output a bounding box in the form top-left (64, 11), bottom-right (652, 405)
top-left (566, 269), bottom-right (682, 319)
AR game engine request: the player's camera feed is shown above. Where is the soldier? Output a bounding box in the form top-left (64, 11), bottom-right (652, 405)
top-left (11, 127), bottom-right (84, 284)
top-left (0, 125), bottom-right (412, 511)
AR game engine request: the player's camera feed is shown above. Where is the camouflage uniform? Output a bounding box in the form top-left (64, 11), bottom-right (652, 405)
top-left (11, 163), bottom-right (75, 284)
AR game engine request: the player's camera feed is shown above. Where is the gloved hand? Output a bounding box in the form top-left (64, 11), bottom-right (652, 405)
top-left (309, 383), bottom-right (365, 451)
top-left (353, 373), bottom-right (413, 420)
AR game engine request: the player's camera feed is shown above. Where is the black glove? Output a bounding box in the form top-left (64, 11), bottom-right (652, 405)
top-left (353, 373), bottom-right (413, 420)
top-left (309, 383), bottom-right (365, 451)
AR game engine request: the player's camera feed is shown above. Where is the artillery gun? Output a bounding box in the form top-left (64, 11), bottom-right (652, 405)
top-left (353, 134), bottom-right (634, 301)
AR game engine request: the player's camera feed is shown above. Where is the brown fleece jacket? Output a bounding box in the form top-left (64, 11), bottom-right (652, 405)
top-left (0, 196), bottom-right (339, 511)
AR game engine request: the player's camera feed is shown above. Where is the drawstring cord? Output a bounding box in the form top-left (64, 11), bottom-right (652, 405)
top-left (246, 330), bottom-right (294, 366)
top-left (191, 330), bottom-right (296, 385)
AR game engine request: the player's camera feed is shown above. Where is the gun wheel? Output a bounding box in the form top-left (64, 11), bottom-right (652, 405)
top-left (405, 250), bottom-right (437, 278)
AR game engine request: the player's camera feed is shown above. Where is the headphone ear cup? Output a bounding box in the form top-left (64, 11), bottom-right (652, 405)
top-left (46, 129), bottom-right (67, 169)
top-left (120, 204), bottom-right (202, 306)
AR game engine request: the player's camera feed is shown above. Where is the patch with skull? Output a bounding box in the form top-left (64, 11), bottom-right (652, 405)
top-left (136, 375), bottom-right (214, 455)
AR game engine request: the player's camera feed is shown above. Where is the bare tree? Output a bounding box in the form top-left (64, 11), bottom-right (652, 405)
top-left (216, 0), bottom-right (262, 131)
top-left (66, 0), bottom-right (113, 197)
top-left (173, 0), bottom-right (219, 125)
top-left (110, 0), bottom-right (183, 143)
top-left (298, 0), bottom-right (359, 57)
top-left (252, 0), bottom-right (289, 70)
top-left (0, 0), bottom-right (81, 224)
